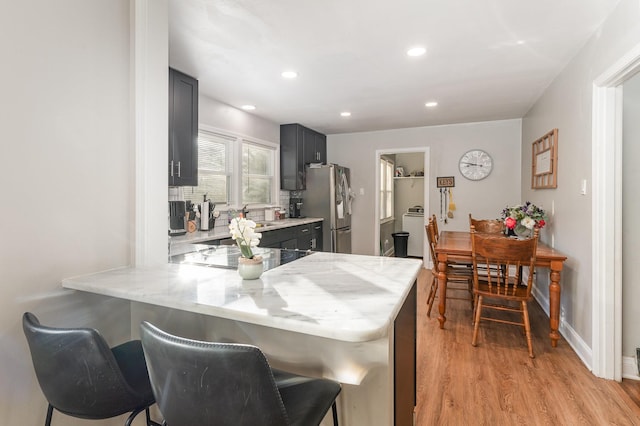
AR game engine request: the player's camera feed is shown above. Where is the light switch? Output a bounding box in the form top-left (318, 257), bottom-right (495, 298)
top-left (359, 187), bottom-right (365, 195)
top-left (581, 179), bottom-right (587, 195)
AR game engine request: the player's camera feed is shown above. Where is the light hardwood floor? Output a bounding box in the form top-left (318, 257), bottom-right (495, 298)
top-left (414, 268), bottom-right (640, 425)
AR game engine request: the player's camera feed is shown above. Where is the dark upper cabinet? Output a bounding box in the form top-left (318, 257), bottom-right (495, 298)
top-left (280, 123), bottom-right (327, 190)
top-left (303, 129), bottom-right (327, 165)
top-left (169, 68), bottom-right (198, 186)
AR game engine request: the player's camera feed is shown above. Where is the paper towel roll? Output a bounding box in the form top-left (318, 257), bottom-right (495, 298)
top-left (200, 202), bottom-right (210, 230)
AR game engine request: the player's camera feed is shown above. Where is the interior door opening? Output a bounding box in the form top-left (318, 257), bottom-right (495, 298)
top-left (375, 148), bottom-right (430, 268)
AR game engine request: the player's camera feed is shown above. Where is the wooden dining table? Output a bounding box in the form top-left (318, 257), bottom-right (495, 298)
top-left (434, 231), bottom-right (568, 348)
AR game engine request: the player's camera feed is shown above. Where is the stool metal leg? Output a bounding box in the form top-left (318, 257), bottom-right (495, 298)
top-left (332, 401), bottom-right (339, 426)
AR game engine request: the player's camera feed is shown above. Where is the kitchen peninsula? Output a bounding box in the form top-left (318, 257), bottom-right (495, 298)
top-left (62, 251), bottom-right (422, 426)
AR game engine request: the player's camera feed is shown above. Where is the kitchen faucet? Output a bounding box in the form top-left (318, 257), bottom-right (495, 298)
top-left (242, 204), bottom-right (249, 219)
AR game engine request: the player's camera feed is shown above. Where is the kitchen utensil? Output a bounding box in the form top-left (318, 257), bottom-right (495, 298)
top-left (448, 188), bottom-right (456, 211)
top-left (447, 189), bottom-right (454, 219)
top-left (440, 188), bottom-right (448, 224)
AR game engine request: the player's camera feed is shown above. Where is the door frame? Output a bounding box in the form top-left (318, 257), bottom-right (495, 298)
top-left (374, 147), bottom-right (430, 267)
top-left (592, 41), bottom-right (640, 380)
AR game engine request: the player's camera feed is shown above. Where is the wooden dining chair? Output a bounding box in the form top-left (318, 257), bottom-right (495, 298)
top-left (470, 226), bottom-right (539, 358)
top-left (468, 214), bottom-right (505, 234)
top-left (425, 219), bottom-right (473, 317)
top-left (431, 214), bottom-right (439, 241)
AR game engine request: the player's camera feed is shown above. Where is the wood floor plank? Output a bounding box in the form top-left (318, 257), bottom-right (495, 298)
top-left (415, 268), bottom-right (640, 425)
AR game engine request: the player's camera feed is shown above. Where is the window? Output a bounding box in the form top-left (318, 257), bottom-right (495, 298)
top-left (380, 157), bottom-right (394, 221)
top-left (183, 130), bottom-right (232, 204)
top-left (242, 141), bottom-right (274, 204)
top-left (182, 128), bottom-right (277, 208)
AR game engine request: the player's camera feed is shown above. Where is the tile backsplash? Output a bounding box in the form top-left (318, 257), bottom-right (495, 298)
top-left (169, 188), bottom-right (292, 234)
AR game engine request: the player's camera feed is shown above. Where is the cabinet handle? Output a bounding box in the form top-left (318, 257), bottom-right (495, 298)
top-left (177, 161), bottom-right (181, 177)
top-left (311, 238), bottom-right (316, 249)
top-left (301, 228), bottom-right (309, 233)
top-left (170, 160), bottom-right (174, 177)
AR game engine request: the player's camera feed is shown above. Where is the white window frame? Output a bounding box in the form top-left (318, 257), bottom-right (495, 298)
top-left (241, 139), bottom-right (276, 205)
top-left (200, 124), bottom-right (279, 210)
top-left (380, 157), bottom-right (394, 222)
top-left (182, 129), bottom-right (234, 205)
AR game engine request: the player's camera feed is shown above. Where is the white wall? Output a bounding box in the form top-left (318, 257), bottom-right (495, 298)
top-left (199, 95), bottom-right (279, 143)
top-left (622, 72), bottom-right (640, 358)
top-left (522, 0), bottom-right (640, 354)
top-left (0, 1), bottom-right (138, 424)
top-left (328, 119), bottom-right (522, 255)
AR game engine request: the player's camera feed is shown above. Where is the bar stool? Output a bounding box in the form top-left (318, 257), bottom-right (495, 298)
top-left (139, 321), bottom-right (341, 426)
top-left (22, 312), bottom-right (160, 426)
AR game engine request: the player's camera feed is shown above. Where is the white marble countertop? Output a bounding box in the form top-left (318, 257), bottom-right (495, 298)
top-left (62, 252), bottom-right (422, 342)
top-left (170, 217), bottom-right (324, 247)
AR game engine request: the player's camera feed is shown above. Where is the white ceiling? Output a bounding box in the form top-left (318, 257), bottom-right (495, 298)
top-left (169, 0), bottom-right (620, 135)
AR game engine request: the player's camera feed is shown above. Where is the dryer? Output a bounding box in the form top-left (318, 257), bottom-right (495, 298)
top-left (402, 212), bottom-right (425, 257)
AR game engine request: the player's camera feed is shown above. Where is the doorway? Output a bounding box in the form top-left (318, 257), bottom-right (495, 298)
top-left (592, 42), bottom-right (640, 380)
top-left (374, 148), bottom-right (430, 268)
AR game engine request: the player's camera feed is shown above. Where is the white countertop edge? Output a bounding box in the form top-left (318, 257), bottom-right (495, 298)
top-left (61, 253), bottom-right (422, 343)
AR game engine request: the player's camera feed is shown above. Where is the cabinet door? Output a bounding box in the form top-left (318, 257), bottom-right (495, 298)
top-left (280, 124), bottom-right (305, 190)
top-left (303, 129), bottom-right (327, 165)
top-left (169, 68), bottom-right (198, 186)
top-left (280, 238), bottom-right (298, 250)
top-left (297, 224), bottom-right (313, 250)
top-left (315, 133), bottom-right (327, 164)
top-left (302, 127), bottom-right (318, 165)
top-left (311, 222), bottom-right (323, 251)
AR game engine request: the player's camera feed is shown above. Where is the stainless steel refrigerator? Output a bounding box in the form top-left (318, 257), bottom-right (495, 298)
top-left (301, 164), bottom-right (353, 253)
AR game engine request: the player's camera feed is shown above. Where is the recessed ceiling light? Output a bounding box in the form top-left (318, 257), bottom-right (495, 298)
top-left (281, 71), bottom-right (298, 79)
top-left (424, 101), bottom-right (438, 108)
top-left (407, 46), bottom-right (426, 57)
top-left (241, 105), bottom-right (256, 111)
top-left (340, 112), bottom-right (351, 117)
top-left (516, 40), bottom-right (525, 45)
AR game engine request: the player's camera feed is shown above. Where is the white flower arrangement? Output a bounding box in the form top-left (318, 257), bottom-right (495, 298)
top-left (228, 216), bottom-right (262, 259)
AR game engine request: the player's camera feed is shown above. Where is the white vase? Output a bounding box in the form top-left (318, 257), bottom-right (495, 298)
top-left (514, 223), bottom-right (533, 238)
top-left (237, 256), bottom-right (263, 280)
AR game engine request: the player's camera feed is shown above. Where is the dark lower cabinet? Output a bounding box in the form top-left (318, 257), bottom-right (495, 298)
top-left (310, 222), bottom-right (323, 251)
top-left (169, 67), bottom-right (198, 186)
top-left (259, 222), bottom-right (323, 251)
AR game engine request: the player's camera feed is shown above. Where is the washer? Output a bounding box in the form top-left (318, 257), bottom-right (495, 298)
top-left (402, 212), bottom-right (425, 257)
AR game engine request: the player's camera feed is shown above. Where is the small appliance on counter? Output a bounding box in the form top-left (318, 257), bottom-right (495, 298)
top-left (264, 207), bottom-right (277, 221)
top-left (289, 197), bottom-right (303, 218)
top-left (168, 201), bottom-right (186, 236)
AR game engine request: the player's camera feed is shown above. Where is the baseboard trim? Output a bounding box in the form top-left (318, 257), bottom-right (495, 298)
top-left (531, 283), bottom-right (593, 371)
top-left (622, 356), bottom-right (640, 380)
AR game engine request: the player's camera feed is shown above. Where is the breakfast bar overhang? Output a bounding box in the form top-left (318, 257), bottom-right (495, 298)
top-left (62, 252), bottom-right (422, 426)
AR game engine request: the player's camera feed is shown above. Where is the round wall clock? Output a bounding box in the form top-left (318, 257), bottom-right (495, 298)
top-left (458, 149), bottom-right (493, 181)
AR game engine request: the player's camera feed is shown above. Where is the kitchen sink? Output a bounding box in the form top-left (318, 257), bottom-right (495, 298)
top-left (255, 221), bottom-right (277, 228)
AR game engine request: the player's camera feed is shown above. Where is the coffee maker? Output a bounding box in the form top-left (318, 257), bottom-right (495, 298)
top-left (168, 201), bottom-right (186, 236)
top-left (289, 197), bottom-right (303, 218)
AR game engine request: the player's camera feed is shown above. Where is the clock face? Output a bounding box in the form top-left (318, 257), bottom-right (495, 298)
top-left (459, 149), bottom-right (493, 181)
